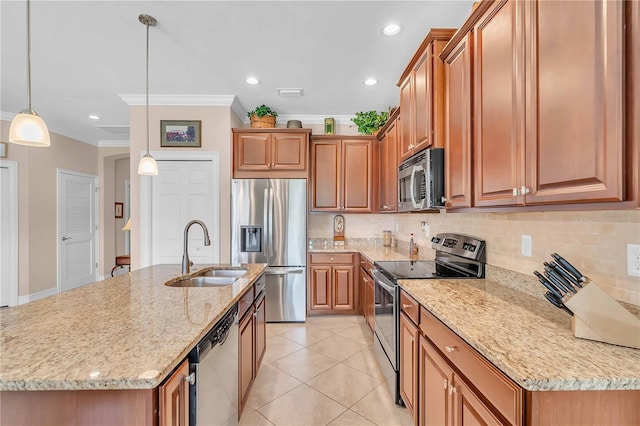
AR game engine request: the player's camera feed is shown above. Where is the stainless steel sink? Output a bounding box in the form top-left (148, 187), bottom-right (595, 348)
top-left (164, 268), bottom-right (248, 287)
top-left (197, 269), bottom-right (248, 278)
top-left (165, 276), bottom-right (238, 287)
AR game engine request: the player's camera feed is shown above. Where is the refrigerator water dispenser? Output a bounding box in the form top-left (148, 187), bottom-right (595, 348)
top-left (240, 226), bottom-right (262, 252)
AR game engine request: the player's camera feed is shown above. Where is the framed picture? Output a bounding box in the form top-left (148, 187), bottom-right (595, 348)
top-left (115, 202), bottom-right (124, 218)
top-left (0, 142), bottom-right (7, 158)
top-left (161, 120), bottom-right (201, 147)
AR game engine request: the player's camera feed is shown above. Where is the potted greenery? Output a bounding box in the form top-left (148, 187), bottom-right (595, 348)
top-left (351, 110), bottom-right (389, 135)
top-left (247, 105), bottom-right (278, 128)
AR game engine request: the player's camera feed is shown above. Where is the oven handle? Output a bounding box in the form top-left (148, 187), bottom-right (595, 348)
top-left (371, 269), bottom-right (396, 293)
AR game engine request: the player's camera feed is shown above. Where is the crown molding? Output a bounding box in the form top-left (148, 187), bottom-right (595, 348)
top-left (243, 114), bottom-right (354, 125)
top-left (98, 140), bottom-right (130, 148)
top-left (119, 94), bottom-right (238, 107)
top-left (0, 111), bottom-right (16, 121)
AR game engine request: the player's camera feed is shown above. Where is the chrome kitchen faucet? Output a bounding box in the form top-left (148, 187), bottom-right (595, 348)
top-left (182, 220), bottom-right (211, 274)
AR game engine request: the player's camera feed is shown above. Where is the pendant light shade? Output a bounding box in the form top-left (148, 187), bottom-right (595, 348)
top-left (138, 154), bottom-right (158, 175)
top-left (9, 110), bottom-right (50, 147)
top-left (10, 0), bottom-right (50, 147)
top-left (137, 14), bottom-right (158, 176)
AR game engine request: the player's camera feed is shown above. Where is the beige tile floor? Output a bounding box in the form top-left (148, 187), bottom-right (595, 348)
top-left (240, 315), bottom-right (413, 426)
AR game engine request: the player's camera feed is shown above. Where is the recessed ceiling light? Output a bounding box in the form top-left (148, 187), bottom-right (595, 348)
top-left (88, 115), bottom-right (101, 120)
top-left (364, 79), bottom-right (378, 86)
top-left (383, 24), bottom-right (401, 36)
top-left (245, 77), bottom-right (260, 85)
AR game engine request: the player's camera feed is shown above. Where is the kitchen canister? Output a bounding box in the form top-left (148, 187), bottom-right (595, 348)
top-left (286, 120), bottom-right (302, 128)
top-left (383, 230), bottom-right (392, 246)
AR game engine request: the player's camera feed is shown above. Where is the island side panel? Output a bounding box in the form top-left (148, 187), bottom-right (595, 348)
top-left (0, 388), bottom-right (158, 425)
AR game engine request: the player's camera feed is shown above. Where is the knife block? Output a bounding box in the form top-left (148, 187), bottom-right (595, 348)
top-left (564, 281), bottom-right (640, 349)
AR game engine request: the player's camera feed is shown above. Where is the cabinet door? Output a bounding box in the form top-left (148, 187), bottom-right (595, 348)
top-left (380, 119), bottom-right (398, 212)
top-left (342, 140), bottom-right (373, 212)
top-left (271, 133), bottom-right (307, 171)
top-left (444, 33), bottom-right (473, 209)
top-left (235, 134), bottom-right (271, 172)
top-left (366, 275), bottom-right (375, 331)
top-left (159, 358), bottom-right (190, 426)
top-left (359, 269), bottom-right (367, 317)
top-left (254, 295), bottom-right (266, 372)
top-left (452, 373), bottom-right (502, 426)
top-left (239, 307), bottom-right (255, 412)
top-left (414, 45), bottom-right (433, 152)
top-left (332, 265), bottom-right (355, 311)
top-left (309, 265), bottom-right (332, 311)
top-left (399, 312), bottom-right (419, 420)
top-left (310, 140), bottom-right (341, 211)
top-left (524, 0), bottom-right (624, 204)
top-left (420, 336), bottom-right (453, 426)
top-left (399, 76), bottom-right (414, 162)
top-left (474, 0), bottom-right (526, 207)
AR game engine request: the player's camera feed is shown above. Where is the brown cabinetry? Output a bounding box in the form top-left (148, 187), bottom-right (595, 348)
top-left (310, 137), bottom-right (376, 212)
top-left (359, 257), bottom-right (375, 332)
top-left (443, 32), bottom-right (473, 209)
top-left (233, 129), bottom-right (310, 178)
top-left (308, 253), bottom-right (358, 315)
top-left (378, 110), bottom-right (399, 212)
top-left (159, 359), bottom-right (190, 426)
top-left (471, 0), bottom-right (625, 207)
top-left (397, 29), bottom-right (456, 163)
top-left (399, 311), bottom-right (419, 420)
top-left (238, 280), bottom-right (267, 416)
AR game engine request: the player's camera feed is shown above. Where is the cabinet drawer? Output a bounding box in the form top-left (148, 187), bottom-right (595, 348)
top-left (310, 253), bottom-right (355, 264)
top-left (400, 291), bottom-right (419, 325)
top-left (360, 257), bottom-right (374, 275)
top-left (420, 306), bottom-right (523, 425)
top-left (239, 285), bottom-right (255, 319)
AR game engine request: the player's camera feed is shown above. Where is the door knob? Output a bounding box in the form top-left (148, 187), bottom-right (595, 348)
top-left (62, 237), bottom-right (72, 241)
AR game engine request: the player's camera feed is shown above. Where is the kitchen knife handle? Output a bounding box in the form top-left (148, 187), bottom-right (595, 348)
top-left (551, 253), bottom-right (587, 282)
top-left (545, 269), bottom-right (577, 294)
top-left (548, 261), bottom-right (581, 287)
top-left (534, 271), bottom-right (564, 299)
top-left (544, 292), bottom-right (574, 316)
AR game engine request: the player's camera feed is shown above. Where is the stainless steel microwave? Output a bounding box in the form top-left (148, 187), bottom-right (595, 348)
top-left (398, 148), bottom-right (445, 212)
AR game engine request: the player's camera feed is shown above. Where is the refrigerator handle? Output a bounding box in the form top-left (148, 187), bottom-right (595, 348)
top-left (263, 188), bottom-right (269, 258)
top-left (268, 187), bottom-right (274, 258)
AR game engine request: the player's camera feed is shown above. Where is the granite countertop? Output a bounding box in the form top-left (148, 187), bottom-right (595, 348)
top-left (0, 263), bottom-right (267, 391)
top-left (400, 279), bottom-right (640, 391)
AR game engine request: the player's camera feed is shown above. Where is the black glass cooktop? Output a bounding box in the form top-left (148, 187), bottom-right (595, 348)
top-left (374, 260), bottom-right (475, 282)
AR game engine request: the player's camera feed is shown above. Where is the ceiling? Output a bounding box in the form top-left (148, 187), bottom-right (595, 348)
top-left (0, 1), bottom-right (475, 146)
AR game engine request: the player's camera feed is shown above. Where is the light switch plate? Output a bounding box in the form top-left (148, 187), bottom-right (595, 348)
top-left (521, 235), bottom-right (532, 257)
top-left (627, 244), bottom-right (640, 277)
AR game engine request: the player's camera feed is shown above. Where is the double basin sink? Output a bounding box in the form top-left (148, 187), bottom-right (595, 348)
top-left (165, 268), bottom-right (248, 288)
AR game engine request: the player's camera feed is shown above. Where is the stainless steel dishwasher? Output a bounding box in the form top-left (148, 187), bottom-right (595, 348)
top-left (188, 302), bottom-right (239, 426)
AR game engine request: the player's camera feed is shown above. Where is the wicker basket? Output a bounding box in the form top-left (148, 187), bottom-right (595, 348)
top-left (250, 115), bottom-right (276, 128)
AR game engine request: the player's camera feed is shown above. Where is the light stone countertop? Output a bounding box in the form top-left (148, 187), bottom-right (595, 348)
top-left (400, 279), bottom-right (640, 391)
top-left (0, 263), bottom-right (267, 391)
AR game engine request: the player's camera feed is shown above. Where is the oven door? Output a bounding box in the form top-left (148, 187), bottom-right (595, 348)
top-left (372, 270), bottom-right (398, 370)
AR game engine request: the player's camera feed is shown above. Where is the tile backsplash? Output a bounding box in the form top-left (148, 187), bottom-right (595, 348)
top-left (308, 209), bottom-right (640, 305)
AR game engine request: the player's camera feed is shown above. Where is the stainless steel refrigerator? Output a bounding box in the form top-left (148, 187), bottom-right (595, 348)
top-left (231, 179), bottom-right (306, 322)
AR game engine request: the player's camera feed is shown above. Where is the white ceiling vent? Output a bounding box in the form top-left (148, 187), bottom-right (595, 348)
top-left (277, 88), bottom-right (304, 97)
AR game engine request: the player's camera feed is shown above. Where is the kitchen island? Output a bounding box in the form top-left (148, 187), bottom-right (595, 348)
top-left (0, 263), bottom-right (267, 423)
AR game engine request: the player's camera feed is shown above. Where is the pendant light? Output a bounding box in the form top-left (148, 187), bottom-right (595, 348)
top-left (9, 0), bottom-right (50, 147)
top-left (137, 14), bottom-right (158, 176)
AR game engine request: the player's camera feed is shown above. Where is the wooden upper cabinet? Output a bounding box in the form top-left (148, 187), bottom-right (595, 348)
top-left (233, 129), bottom-right (310, 178)
top-left (474, 0), bottom-right (525, 207)
top-left (444, 33), bottom-right (473, 209)
top-left (523, 0), bottom-right (625, 204)
top-left (397, 29), bottom-right (456, 164)
top-left (310, 136), bottom-right (376, 213)
top-left (463, 0), bottom-right (626, 208)
top-left (379, 112), bottom-right (399, 212)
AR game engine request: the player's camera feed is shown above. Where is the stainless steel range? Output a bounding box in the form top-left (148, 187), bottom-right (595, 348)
top-left (371, 233), bottom-right (486, 405)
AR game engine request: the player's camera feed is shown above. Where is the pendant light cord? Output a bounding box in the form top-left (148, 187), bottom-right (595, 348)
top-left (26, 0), bottom-right (32, 111)
top-left (145, 20), bottom-right (150, 156)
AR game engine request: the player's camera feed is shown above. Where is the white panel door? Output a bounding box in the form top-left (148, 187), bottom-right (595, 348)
top-left (1, 166), bottom-right (12, 306)
top-left (151, 161), bottom-right (215, 266)
top-left (58, 171), bottom-right (97, 292)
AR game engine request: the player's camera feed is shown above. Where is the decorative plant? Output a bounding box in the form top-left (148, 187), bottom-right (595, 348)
top-left (350, 109), bottom-right (389, 135)
top-left (247, 105), bottom-right (278, 118)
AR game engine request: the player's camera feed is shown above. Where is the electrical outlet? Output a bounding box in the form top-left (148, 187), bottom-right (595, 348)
top-left (521, 235), bottom-right (532, 257)
top-left (627, 244), bottom-right (640, 277)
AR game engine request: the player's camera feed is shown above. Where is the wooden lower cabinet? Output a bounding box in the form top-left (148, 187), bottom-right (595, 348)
top-left (400, 312), bottom-right (419, 420)
top-left (308, 253), bottom-right (358, 315)
top-left (359, 259), bottom-right (375, 332)
top-left (159, 359), bottom-right (190, 426)
top-left (255, 294), bottom-right (266, 371)
top-left (238, 304), bottom-right (255, 414)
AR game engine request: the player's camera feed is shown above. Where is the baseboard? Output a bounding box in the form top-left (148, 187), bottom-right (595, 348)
top-left (18, 287), bottom-right (58, 305)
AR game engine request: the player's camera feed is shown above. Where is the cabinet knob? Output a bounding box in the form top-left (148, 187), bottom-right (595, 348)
top-left (521, 186), bottom-right (530, 195)
top-left (330, 257), bottom-right (334, 261)
top-left (512, 187), bottom-right (520, 196)
top-left (449, 385), bottom-right (457, 395)
top-left (382, 205), bottom-right (389, 210)
top-left (441, 196), bottom-right (447, 203)
top-left (445, 345), bottom-right (457, 353)
top-left (402, 303), bottom-right (411, 310)
top-left (443, 379), bottom-right (448, 389)
top-left (183, 372), bottom-right (195, 385)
